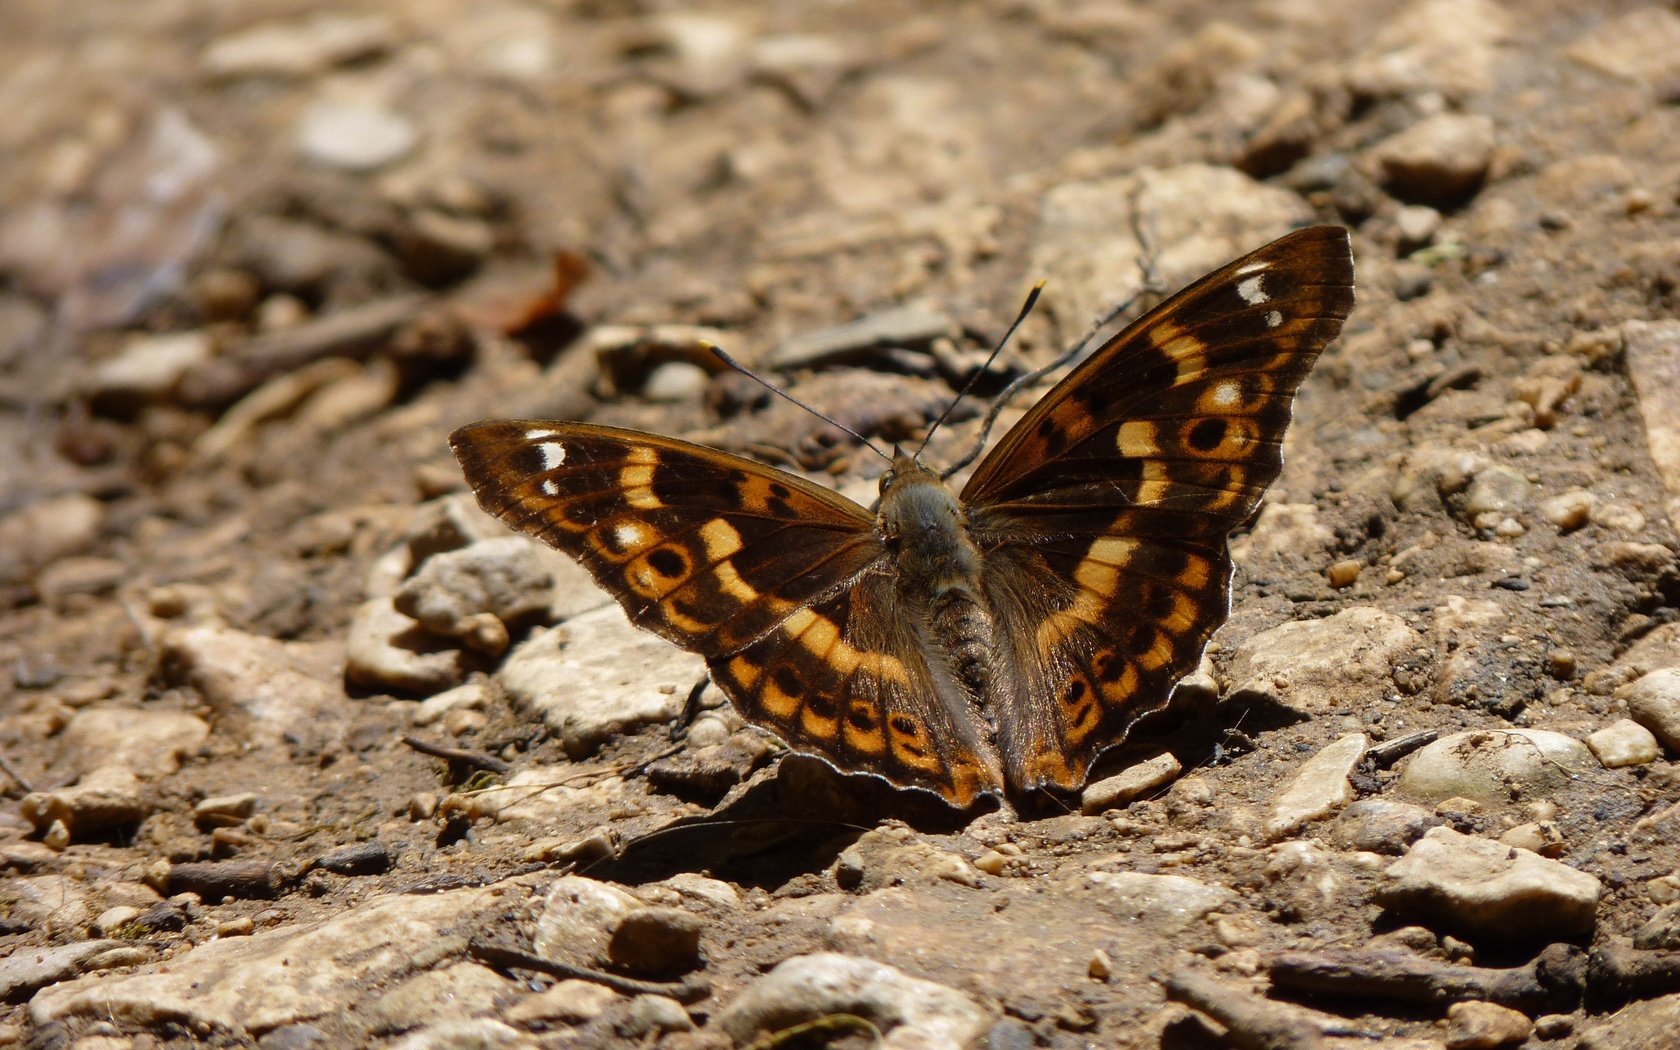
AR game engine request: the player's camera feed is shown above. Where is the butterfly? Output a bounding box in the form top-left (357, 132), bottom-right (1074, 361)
top-left (450, 225), bottom-right (1355, 807)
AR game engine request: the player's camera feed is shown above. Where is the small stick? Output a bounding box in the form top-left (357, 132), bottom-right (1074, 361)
top-left (468, 937), bottom-right (710, 1003)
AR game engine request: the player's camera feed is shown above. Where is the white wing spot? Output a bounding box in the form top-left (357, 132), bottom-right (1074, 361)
top-left (523, 427), bottom-right (562, 441)
top-left (541, 479), bottom-right (560, 496)
top-left (1237, 274), bottom-right (1269, 305)
top-left (1265, 309), bottom-right (1284, 328)
top-left (537, 442), bottom-right (566, 470)
top-left (1211, 381), bottom-right (1241, 408)
top-left (615, 522), bottom-right (646, 549)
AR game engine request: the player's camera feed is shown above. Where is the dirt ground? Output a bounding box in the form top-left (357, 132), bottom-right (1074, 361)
top-left (4, 1), bottom-right (1680, 1047)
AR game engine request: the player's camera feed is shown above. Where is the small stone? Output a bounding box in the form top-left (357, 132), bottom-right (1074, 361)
top-left (503, 979), bottom-right (620, 1025)
top-left (607, 907), bottom-right (705, 976)
top-left (93, 905), bottom-right (143, 937)
top-left (1547, 648), bottom-right (1578, 680)
top-left (1633, 902), bottom-right (1680, 950)
top-left (296, 99), bottom-right (418, 172)
top-left (1333, 798), bottom-right (1446, 854)
top-left (202, 13), bottom-right (394, 78)
top-left (85, 330), bottom-right (214, 412)
top-left (974, 851), bottom-right (1008, 876)
top-left (1395, 204), bottom-right (1442, 248)
top-left (1591, 501), bottom-right (1647, 534)
top-left (395, 536), bottom-right (556, 640)
top-left (1445, 999), bottom-right (1533, 1049)
top-left (1085, 872), bottom-right (1235, 933)
top-left (1498, 821), bottom-right (1564, 857)
top-left (615, 994), bottom-right (694, 1038)
top-left (498, 609), bottom-right (702, 758)
top-left (0, 493), bottom-right (104, 585)
top-left (1373, 112), bottom-right (1497, 204)
top-left (1080, 753), bottom-right (1182, 814)
top-left (642, 361), bottom-right (710, 403)
top-left (1378, 826), bottom-right (1601, 941)
top-left (1585, 718), bottom-right (1660, 768)
top-left (1326, 559), bottom-right (1361, 588)
top-left (193, 793), bottom-right (259, 829)
top-left (20, 766), bottom-right (146, 842)
top-left (1461, 465), bottom-right (1532, 519)
top-left (1088, 948), bottom-right (1113, 981)
top-left (1264, 733), bottom-right (1367, 839)
top-left (1534, 1014), bottom-right (1573, 1040)
top-left (534, 876), bottom-right (644, 968)
top-left (1620, 668), bottom-right (1680, 752)
top-left (412, 682), bottom-right (490, 727)
top-left (392, 209), bottom-right (495, 285)
top-left (344, 597), bottom-right (466, 695)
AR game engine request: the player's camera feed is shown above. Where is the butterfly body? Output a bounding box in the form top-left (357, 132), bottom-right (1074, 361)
top-left (451, 225), bottom-right (1356, 807)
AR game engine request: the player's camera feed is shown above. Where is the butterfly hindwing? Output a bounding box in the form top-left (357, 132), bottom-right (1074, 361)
top-left (963, 225), bottom-right (1356, 791)
top-left (709, 573), bottom-right (1006, 805)
top-left (448, 421), bottom-right (883, 658)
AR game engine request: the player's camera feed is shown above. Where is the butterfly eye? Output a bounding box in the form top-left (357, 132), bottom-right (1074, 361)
top-left (879, 470), bottom-right (896, 491)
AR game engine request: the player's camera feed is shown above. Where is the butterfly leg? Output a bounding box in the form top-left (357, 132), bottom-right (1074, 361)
top-left (668, 674), bottom-right (713, 743)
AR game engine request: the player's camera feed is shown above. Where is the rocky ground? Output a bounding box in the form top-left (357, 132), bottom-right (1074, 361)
top-left (4, 1), bottom-right (1680, 1048)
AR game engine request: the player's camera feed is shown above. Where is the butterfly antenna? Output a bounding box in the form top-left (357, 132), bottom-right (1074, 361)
top-left (916, 280), bottom-right (1045, 459)
top-left (704, 342), bottom-right (894, 463)
top-left (938, 215), bottom-right (1166, 481)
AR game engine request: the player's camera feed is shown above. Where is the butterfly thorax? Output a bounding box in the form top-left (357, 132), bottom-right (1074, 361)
top-left (877, 456), bottom-right (997, 713)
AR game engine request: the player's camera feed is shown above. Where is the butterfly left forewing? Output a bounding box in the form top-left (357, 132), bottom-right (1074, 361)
top-left (449, 420), bottom-right (884, 658)
top-left (962, 226), bottom-right (1356, 794)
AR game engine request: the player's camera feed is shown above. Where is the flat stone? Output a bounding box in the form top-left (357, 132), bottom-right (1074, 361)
top-left (768, 305), bottom-right (955, 370)
top-left (30, 880), bottom-right (530, 1036)
top-left (1566, 7), bottom-right (1680, 84)
top-left (1378, 826), bottom-right (1601, 941)
top-left (503, 979), bottom-right (619, 1026)
top-left (1624, 320), bottom-right (1680, 529)
top-left (296, 99), bottom-right (418, 172)
top-left (716, 952), bottom-right (991, 1050)
top-left (1224, 606), bottom-right (1425, 714)
top-left (1265, 733), bottom-right (1367, 840)
top-left (162, 624), bottom-right (346, 743)
top-left (1080, 753), bottom-right (1182, 814)
top-left (0, 941), bottom-right (122, 1004)
top-left (1084, 871), bottom-right (1235, 933)
top-left (202, 13), bottom-right (394, 78)
top-left (498, 608), bottom-right (702, 757)
top-left (58, 706), bottom-right (209, 778)
top-left (1333, 798), bottom-right (1446, 854)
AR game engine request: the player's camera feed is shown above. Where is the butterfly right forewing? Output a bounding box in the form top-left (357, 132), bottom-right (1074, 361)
top-left (962, 226), bottom-right (1356, 793)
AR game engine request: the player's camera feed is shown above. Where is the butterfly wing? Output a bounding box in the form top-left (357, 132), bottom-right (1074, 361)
top-left (708, 572), bottom-right (1006, 805)
top-left (450, 420), bottom-right (884, 660)
top-left (960, 225), bottom-right (1356, 793)
top-left (450, 420), bottom-right (1007, 802)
